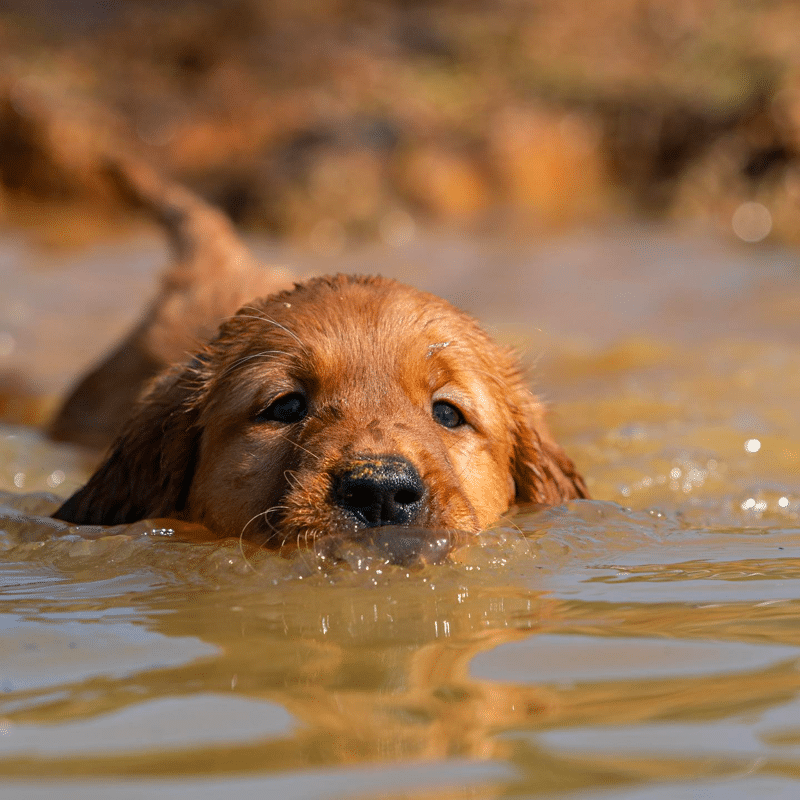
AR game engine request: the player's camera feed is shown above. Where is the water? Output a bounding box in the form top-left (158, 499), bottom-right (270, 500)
top-left (1, 226), bottom-right (800, 798)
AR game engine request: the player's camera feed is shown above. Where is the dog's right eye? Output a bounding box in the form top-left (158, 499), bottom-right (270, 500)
top-left (432, 400), bottom-right (465, 429)
top-left (255, 392), bottom-right (308, 424)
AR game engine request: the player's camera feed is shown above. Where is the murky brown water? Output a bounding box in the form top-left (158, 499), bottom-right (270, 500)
top-left (2, 226), bottom-right (800, 798)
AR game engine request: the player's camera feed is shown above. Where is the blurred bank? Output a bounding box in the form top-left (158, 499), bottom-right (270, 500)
top-left (1, 0), bottom-right (800, 247)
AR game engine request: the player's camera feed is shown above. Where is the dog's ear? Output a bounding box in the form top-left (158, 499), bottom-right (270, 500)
top-left (53, 363), bottom-right (204, 526)
top-left (509, 386), bottom-right (588, 505)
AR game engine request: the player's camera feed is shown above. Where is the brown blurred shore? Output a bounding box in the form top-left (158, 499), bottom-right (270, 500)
top-left (2, 0), bottom-right (800, 247)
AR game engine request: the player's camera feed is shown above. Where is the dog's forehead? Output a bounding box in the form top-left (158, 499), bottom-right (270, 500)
top-left (205, 276), bottom-right (515, 425)
top-left (203, 275), bottom-right (517, 430)
top-left (233, 277), bottom-right (492, 367)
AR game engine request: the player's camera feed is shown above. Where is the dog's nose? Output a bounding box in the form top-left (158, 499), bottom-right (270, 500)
top-left (333, 456), bottom-right (426, 527)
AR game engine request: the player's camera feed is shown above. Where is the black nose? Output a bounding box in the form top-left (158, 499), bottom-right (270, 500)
top-left (333, 456), bottom-right (426, 527)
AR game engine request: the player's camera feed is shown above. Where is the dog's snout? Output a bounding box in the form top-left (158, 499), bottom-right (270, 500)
top-left (333, 456), bottom-right (426, 527)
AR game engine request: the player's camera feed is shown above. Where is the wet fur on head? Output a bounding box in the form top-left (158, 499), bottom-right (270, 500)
top-left (55, 274), bottom-right (587, 543)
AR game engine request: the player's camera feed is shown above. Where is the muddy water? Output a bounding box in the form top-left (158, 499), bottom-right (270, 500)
top-left (2, 226), bottom-right (800, 798)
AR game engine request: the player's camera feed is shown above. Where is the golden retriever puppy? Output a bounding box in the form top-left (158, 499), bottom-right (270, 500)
top-left (52, 162), bottom-right (587, 556)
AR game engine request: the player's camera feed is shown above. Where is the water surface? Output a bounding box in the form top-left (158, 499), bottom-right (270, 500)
top-left (1, 226), bottom-right (800, 798)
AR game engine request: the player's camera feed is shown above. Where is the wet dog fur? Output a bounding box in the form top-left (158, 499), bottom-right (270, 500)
top-left (52, 161), bottom-right (587, 552)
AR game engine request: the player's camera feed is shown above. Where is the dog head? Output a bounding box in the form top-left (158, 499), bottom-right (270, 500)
top-left (55, 275), bottom-right (586, 551)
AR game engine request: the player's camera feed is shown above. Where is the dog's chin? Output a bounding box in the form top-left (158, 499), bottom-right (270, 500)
top-left (268, 500), bottom-right (475, 566)
top-left (311, 524), bottom-right (464, 567)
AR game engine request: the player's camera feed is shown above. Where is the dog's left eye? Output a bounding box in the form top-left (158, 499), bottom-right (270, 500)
top-left (256, 392), bottom-right (308, 424)
top-left (432, 400), bottom-right (465, 429)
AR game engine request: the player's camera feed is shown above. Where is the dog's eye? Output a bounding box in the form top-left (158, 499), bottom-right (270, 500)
top-left (256, 392), bottom-right (308, 424)
top-left (432, 400), bottom-right (465, 429)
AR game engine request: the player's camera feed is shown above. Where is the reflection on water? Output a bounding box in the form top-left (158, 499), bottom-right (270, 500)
top-left (2, 227), bottom-right (800, 798)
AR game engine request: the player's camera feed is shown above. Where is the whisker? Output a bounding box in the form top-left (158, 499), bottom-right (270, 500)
top-left (234, 311), bottom-right (309, 355)
top-left (274, 431), bottom-right (320, 461)
top-left (237, 510), bottom-right (268, 572)
top-left (218, 350), bottom-right (293, 380)
top-left (493, 512), bottom-right (532, 554)
top-left (294, 528), bottom-right (318, 574)
top-left (283, 469), bottom-right (303, 492)
top-left (238, 505), bottom-right (288, 568)
top-left (263, 505), bottom-right (289, 532)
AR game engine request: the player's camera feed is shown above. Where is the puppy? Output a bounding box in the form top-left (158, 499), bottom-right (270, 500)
top-left (52, 161), bottom-right (587, 554)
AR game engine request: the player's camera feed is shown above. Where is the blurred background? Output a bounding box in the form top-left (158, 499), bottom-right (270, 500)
top-left (2, 0), bottom-right (800, 245)
top-left (2, 0), bottom-right (800, 430)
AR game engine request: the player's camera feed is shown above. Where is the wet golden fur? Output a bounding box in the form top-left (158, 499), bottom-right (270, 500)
top-left (53, 163), bottom-right (586, 546)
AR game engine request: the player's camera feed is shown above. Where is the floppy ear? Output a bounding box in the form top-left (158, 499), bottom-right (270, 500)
top-left (53, 363), bottom-right (204, 526)
top-left (510, 388), bottom-right (589, 505)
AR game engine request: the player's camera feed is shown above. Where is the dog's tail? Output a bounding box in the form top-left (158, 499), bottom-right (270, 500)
top-left (2, 82), bottom-right (258, 283)
top-left (103, 156), bottom-right (260, 284)
top-left (0, 84), bottom-right (289, 449)
top-left (48, 153), bottom-right (290, 450)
